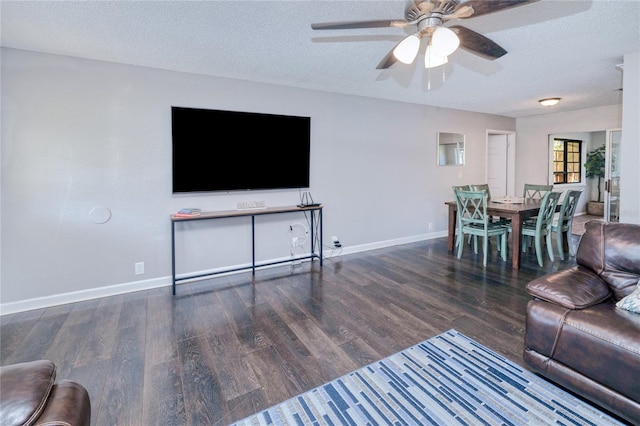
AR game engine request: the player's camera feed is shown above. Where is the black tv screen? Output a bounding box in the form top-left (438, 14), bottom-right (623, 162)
top-left (172, 106), bottom-right (311, 193)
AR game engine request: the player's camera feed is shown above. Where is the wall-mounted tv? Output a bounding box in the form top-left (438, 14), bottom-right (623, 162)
top-left (172, 106), bottom-right (311, 193)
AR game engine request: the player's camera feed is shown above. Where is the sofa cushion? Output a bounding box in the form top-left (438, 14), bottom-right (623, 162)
top-left (526, 300), bottom-right (640, 403)
top-left (0, 360), bottom-right (56, 426)
top-left (577, 221), bottom-right (640, 300)
top-left (617, 281), bottom-right (640, 313)
top-left (526, 266), bottom-right (611, 309)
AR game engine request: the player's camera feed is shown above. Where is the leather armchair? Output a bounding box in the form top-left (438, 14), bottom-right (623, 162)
top-left (0, 359), bottom-right (91, 426)
top-left (523, 221), bottom-right (640, 424)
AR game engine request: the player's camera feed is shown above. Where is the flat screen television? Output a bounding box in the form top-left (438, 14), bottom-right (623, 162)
top-left (172, 106), bottom-right (311, 193)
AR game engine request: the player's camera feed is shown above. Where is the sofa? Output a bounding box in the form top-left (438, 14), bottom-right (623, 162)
top-left (523, 220), bottom-right (640, 424)
top-left (0, 359), bottom-right (91, 426)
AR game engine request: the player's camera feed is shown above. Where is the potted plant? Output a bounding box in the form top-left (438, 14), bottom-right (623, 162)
top-left (584, 144), bottom-right (606, 216)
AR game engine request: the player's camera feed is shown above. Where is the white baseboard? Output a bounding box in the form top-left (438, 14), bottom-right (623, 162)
top-left (0, 232), bottom-right (447, 315)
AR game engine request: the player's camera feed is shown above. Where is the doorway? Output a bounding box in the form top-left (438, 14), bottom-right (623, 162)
top-left (486, 131), bottom-right (516, 197)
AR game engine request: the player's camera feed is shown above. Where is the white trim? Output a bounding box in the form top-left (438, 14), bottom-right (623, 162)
top-left (0, 232), bottom-right (447, 315)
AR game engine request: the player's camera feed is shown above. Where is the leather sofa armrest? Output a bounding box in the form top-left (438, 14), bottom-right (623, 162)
top-left (0, 360), bottom-right (56, 426)
top-left (35, 380), bottom-right (91, 426)
top-left (526, 266), bottom-right (611, 309)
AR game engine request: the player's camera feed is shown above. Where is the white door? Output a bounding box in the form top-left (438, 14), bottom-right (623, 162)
top-left (487, 132), bottom-right (515, 197)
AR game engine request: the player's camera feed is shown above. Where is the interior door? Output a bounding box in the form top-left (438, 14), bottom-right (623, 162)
top-left (487, 132), bottom-right (515, 197)
top-left (605, 129), bottom-right (622, 222)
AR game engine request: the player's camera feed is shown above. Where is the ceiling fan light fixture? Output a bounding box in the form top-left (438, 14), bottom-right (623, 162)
top-left (393, 35), bottom-right (420, 64)
top-left (431, 26), bottom-right (460, 57)
top-left (424, 45), bottom-right (448, 69)
top-left (539, 97), bottom-right (561, 107)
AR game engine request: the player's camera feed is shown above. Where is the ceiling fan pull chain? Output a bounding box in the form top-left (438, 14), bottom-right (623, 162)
top-left (427, 67), bottom-right (431, 90)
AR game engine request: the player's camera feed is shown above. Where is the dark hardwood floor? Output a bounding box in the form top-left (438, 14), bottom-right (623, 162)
top-left (1, 236), bottom-right (580, 425)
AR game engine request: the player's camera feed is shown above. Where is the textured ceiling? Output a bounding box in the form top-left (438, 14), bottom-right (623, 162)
top-left (1, 0), bottom-right (639, 118)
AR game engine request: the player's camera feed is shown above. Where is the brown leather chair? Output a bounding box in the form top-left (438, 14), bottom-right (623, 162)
top-left (0, 359), bottom-right (91, 426)
top-left (524, 221), bottom-right (640, 424)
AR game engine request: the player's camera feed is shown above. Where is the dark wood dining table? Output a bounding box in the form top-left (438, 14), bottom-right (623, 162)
top-left (445, 198), bottom-right (566, 269)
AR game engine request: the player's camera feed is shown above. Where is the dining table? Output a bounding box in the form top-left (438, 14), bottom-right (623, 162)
top-left (445, 197), bottom-right (566, 269)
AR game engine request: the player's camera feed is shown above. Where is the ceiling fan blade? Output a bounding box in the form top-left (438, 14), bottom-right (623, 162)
top-left (457, 0), bottom-right (539, 19)
top-left (376, 45), bottom-right (400, 69)
top-left (311, 20), bottom-right (408, 30)
top-left (449, 25), bottom-right (507, 60)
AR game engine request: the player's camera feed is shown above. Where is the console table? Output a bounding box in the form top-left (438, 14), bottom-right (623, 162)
top-left (170, 205), bottom-right (323, 294)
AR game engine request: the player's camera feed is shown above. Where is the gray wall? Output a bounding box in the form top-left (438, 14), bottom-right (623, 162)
top-left (1, 48), bottom-right (515, 311)
top-left (3, 48), bottom-right (638, 313)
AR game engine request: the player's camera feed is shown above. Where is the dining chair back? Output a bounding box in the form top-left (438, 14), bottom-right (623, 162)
top-left (523, 184), bottom-right (553, 200)
top-left (509, 191), bottom-right (561, 267)
top-left (452, 185), bottom-right (472, 246)
top-left (470, 184), bottom-right (491, 199)
top-left (551, 189), bottom-right (583, 259)
top-left (453, 185), bottom-right (471, 191)
top-left (453, 188), bottom-right (508, 266)
top-left (471, 183), bottom-right (511, 225)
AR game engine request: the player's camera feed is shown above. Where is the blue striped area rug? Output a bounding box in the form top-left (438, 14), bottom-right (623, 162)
top-left (231, 329), bottom-right (623, 426)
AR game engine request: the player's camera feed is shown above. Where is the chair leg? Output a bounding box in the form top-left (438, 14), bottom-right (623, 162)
top-left (534, 236), bottom-right (544, 267)
top-left (483, 235), bottom-right (489, 266)
top-left (568, 231), bottom-right (576, 257)
top-left (556, 229), bottom-right (565, 261)
top-left (546, 232), bottom-right (555, 262)
top-left (501, 234), bottom-right (507, 262)
top-left (457, 232), bottom-right (464, 259)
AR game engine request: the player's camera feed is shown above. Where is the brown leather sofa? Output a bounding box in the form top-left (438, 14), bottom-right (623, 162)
top-left (523, 221), bottom-right (640, 424)
top-left (0, 359), bottom-right (91, 426)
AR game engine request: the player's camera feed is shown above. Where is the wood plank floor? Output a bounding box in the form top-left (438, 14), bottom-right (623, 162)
top-left (1, 236), bottom-right (580, 425)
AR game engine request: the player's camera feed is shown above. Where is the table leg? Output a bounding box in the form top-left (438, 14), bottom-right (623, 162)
top-left (447, 204), bottom-right (457, 252)
top-left (511, 213), bottom-right (523, 269)
top-left (251, 215), bottom-right (255, 275)
top-left (171, 222), bottom-right (176, 295)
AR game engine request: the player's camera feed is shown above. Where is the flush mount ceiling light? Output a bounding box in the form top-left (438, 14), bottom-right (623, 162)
top-left (539, 98), bottom-right (561, 107)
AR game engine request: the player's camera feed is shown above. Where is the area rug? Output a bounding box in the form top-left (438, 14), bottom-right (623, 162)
top-left (231, 329), bottom-right (623, 425)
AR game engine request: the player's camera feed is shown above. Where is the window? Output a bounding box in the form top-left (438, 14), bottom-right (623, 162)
top-left (553, 139), bottom-right (582, 184)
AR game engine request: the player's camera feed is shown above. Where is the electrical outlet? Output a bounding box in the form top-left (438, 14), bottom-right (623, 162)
top-left (332, 235), bottom-right (339, 243)
top-left (135, 262), bottom-right (144, 275)
top-left (332, 235), bottom-right (342, 248)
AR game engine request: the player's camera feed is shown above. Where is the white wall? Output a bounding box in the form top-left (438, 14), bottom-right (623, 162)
top-left (516, 105), bottom-right (622, 214)
top-left (1, 48), bottom-right (515, 312)
top-left (620, 52), bottom-right (640, 224)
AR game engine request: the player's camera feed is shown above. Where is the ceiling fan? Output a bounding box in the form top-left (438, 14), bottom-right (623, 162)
top-left (311, 0), bottom-right (538, 70)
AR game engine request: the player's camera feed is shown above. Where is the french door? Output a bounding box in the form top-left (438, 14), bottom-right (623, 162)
top-left (605, 129), bottom-right (622, 222)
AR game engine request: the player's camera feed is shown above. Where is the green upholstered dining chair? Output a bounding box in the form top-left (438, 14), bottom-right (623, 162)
top-left (550, 189), bottom-right (583, 260)
top-left (523, 183), bottom-right (553, 200)
top-left (453, 188), bottom-right (508, 267)
top-left (508, 191), bottom-right (561, 267)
